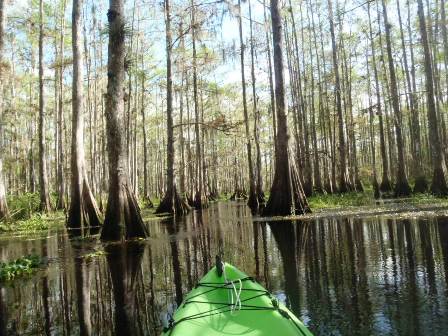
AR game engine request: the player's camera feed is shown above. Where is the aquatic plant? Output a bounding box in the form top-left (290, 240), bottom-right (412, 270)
top-left (0, 255), bottom-right (43, 282)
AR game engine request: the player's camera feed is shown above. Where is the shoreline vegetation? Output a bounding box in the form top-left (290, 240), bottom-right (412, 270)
top-left (1, 191), bottom-right (447, 234)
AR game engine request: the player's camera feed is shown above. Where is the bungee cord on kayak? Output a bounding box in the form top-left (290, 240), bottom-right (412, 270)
top-left (162, 258), bottom-right (312, 335)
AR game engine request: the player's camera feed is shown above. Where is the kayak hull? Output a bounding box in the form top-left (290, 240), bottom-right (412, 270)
top-left (162, 263), bottom-right (313, 336)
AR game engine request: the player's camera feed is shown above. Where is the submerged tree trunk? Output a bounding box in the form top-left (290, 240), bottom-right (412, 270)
top-left (0, 0), bottom-right (8, 220)
top-left (381, 0), bottom-right (411, 196)
top-left (101, 0), bottom-right (148, 241)
top-left (263, 0), bottom-right (309, 216)
top-left (417, 0), bottom-right (448, 195)
top-left (38, 0), bottom-right (51, 212)
top-left (67, 0), bottom-right (102, 233)
top-left (156, 0), bottom-right (189, 215)
top-left (237, 0), bottom-right (258, 213)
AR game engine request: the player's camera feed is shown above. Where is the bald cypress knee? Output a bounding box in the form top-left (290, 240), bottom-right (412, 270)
top-left (101, 0), bottom-right (148, 241)
top-left (263, 0), bottom-right (309, 216)
top-left (416, 0), bottom-right (448, 195)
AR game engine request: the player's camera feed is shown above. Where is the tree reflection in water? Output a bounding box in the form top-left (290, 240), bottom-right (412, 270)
top-left (105, 242), bottom-right (145, 335)
top-left (1, 202), bottom-right (448, 335)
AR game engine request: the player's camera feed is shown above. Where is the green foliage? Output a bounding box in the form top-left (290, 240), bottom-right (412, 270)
top-left (0, 255), bottom-right (43, 282)
top-left (6, 193), bottom-right (40, 220)
top-left (308, 192), bottom-right (375, 209)
top-left (0, 213), bottom-right (64, 233)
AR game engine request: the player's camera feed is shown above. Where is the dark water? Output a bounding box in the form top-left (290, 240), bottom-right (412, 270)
top-left (1, 201), bottom-right (448, 335)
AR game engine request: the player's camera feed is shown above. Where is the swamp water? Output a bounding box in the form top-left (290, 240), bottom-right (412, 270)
top-left (1, 201), bottom-right (448, 335)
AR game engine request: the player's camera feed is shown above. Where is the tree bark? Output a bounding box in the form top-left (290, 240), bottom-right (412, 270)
top-left (56, 0), bottom-right (67, 210)
top-left (327, 0), bottom-right (350, 192)
top-left (417, 0), bottom-right (448, 195)
top-left (38, 0), bottom-right (51, 212)
top-left (156, 0), bottom-right (189, 215)
top-left (0, 0), bottom-right (8, 220)
top-left (249, 0), bottom-right (265, 205)
top-left (263, 0), bottom-right (309, 216)
top-left (67, 0), bottom-right (102, 234)
top-left (237, 0), bottom-right (258, 213)
top-left (101, 0), bottom-right (148, 241)
top-left (191, 0), bottom-right (207, 209)
top-left (381, 0), bottom-right (411, 196)
top-left (263, 0), bottom-right (276, 152)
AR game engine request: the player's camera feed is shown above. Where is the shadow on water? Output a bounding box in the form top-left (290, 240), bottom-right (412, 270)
top-left (1, 202), bottom-right (448, 335)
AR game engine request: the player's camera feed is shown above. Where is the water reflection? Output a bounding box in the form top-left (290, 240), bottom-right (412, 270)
top-left (106, 242), bottom-right (145, 335)
top-left (0, 203), bottom-right (447, 335)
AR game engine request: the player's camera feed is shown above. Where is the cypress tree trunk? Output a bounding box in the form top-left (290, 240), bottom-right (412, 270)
top-left (263, 0), bottom-right (309, 216)
top-left (191, 0), bottom-right (207, 209)
top-left (365, 44), bottom-right (380, 198)
top-left (156, 0), bottom-right (189, 215)
top-left (140, 72), bottom-right (152, 208)
top-left (406, 0), bottom-right (427, 192)
top-left (396, 0), bottom-right (426, 192)
top-left (56, 0), bottom-right (67, 210)
top-left (38, 0), bottom-right (51, 212)
top-left (381, 0), bottom-right (411, 196)
top-left (417, 0), bottom-right (448, 195)
top-left (0, 0), bottom-right (8, 220)
top-left (237, 0), bottom-right (258, 213)
top-left (263, 0), bottom-right (276, 151)
top-left (101, 0), bottom-right (148, 241)
top-left (67, 0), bottom-right (102, 233)
top-left (327, 0), bottom-right (349, 193)
top-left (249, 0), bottom-right (265, 205)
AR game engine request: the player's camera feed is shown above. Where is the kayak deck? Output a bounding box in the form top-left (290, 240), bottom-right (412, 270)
top-left (162, 263), bottom-right (313, 336)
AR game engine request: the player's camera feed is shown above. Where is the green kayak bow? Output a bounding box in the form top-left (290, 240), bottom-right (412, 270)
top-left (162, 260), bottom-right (313, 336)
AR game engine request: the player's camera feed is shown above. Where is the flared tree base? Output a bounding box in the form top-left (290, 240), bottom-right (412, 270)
top-left (155, 185), bottom-right (190, 215)
top-left (413, 175), bottom-right (428, 193)
top-left (67, 179), bottom-right (102, 237)
top-left (101, 183), bottom-right (149, 241)
top-left (355, 178), bottom-right (364, 192)
top-left (193, 190), bottom-right (209, 209)
top-left (380, 176), bottom-right (393, 193)
top-left (394, 178), bottom-right (412, 197)
top-left (144, 196), bottom-right (154, 209)
top-left (302, 181), bottom-right (313, 197)
top-left (247, 190), bottom-right (259, 214)
top-left (373, 178), bottom-right (380, 199)
top-left (257, 188), bottom-right (265, 207)
top-left (56, 195), bottom-right (65, 211)
top-left (229, 189), bottom-right (248, 201)
top-left (263, 160), bottom-right (311, 216)
top-left (430, 167), bottom-right (448, 196)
